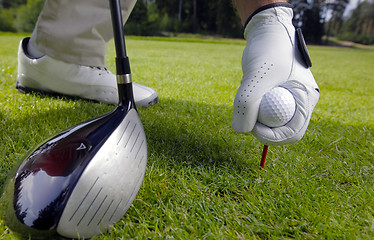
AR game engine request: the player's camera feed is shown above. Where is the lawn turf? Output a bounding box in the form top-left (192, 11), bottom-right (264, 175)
top-left (0, 33), bottom-right (373, 239)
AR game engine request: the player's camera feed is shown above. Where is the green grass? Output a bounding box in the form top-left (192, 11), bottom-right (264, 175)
top-left (0, 33), bottom-right (373, 239)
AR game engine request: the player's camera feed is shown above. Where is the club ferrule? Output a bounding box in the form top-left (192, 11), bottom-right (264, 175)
top-left (117, 74), bottom-right (132, 84)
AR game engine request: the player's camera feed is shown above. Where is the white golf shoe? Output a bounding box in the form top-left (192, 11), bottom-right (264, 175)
top-left (16, 38), bottom-right (158, 108)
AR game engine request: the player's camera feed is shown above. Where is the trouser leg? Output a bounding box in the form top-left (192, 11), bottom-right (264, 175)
top-left (30, 0), bottom-right (137, 67)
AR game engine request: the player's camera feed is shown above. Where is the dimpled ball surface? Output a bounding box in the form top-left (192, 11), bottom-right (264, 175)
top-left (258, 87), bottom-right (296, 128)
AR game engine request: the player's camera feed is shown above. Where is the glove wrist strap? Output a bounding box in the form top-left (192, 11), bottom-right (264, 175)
top-left (243, 2), bottom-right (293, 29)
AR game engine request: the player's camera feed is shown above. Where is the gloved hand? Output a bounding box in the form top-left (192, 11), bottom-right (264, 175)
top-left (232, 4), bottom-right (320, 146)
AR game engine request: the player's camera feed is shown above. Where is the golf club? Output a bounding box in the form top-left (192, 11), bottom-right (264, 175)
top-left (1, 0), bottom-right (147, 238)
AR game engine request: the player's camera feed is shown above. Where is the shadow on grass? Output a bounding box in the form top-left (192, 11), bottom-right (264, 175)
top-left (1, 96), bottom-right (372, 185)
top-left (141, 99), bottom-right (260, 171)
top-left (0, 96), bottom-right (258, 191)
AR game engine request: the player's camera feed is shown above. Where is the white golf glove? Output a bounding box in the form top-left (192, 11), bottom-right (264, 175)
top-left (232, 4), bottom-right (320, 146)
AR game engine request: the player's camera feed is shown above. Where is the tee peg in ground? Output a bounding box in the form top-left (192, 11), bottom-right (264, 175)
top-left (260, 145), bottom-right (268, 168)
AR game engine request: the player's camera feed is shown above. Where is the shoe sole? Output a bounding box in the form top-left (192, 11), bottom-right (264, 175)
top-left (15, 81), bottom-right (158, 108)
top-left (15, 80), bottom-right (100, 103)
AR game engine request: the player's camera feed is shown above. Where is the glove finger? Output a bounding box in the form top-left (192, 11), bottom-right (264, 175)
top-left (252, 77), bottom-right (320, 145)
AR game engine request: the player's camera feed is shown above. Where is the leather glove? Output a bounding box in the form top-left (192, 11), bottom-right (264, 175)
top-left (232, 3), bottom-right (320, 146)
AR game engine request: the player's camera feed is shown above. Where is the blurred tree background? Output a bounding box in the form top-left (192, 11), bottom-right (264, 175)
top-left (0, 0), bottom-right (373, 45)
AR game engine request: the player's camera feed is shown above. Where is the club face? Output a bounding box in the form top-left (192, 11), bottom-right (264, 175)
top-left (57, 108), bottom-right (147, 238)
top-left (1, 104), bottom-right (147, 238)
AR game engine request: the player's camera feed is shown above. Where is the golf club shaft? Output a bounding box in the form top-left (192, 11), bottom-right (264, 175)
top-left (109, 0), bottom-right (134, 106)
top-left (110, 0), bottom-right (129, 73)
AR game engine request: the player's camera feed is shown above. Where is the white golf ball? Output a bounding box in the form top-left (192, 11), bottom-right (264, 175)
top-left (258, 87), bottom-right (296, 127)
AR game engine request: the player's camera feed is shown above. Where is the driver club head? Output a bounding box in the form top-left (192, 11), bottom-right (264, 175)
top-left (2, 106), bottom-right (147, 238)
top-left (1, 0), bottom-right (147, 238)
